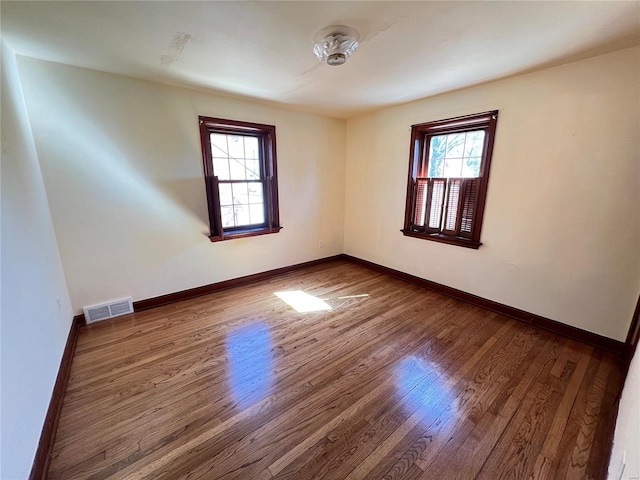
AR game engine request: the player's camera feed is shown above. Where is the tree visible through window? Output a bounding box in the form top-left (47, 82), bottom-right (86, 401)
top-left (199, 116), bottom-right (281, 242)
top-left (402, 111), bottom-right (498, 248)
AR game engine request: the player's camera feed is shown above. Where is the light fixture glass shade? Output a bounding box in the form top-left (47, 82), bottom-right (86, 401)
top-left (313, 25), bottom-right (360, 66)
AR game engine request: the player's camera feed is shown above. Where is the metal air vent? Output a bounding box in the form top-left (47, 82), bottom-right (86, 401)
top-left (83, 297), bottom-right (133, 323)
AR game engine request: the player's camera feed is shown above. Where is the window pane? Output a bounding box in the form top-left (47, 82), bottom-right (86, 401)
top-left (250, 203), bottom-right (265, 225)
top-left (464, 131), bottom-right (485, 158)
top-left (428, 158), bottom-right (444, 177)
top-left (228, 135), bottom-right (245, 159)
top-left (232, 183), bottom-right (249, 205)
top-left (244, 137), bottom-right (259, 159)
top-left (246, 159), bottom-right (260, 180)
top-left (210, 134), bottom-right (228, 157)
top-left (461, 157), bottom-right (481, 178)
top-left (429, 135), bottom-right (446, 160)
top-left (213, 157), bottom-right (230, 180)
top-left (428, 130), bottom-right (486, 178)
top-left (445, 133), bottom-right (465, 158)
top-left (461, 130), bottom-right (484, 178)
top-left (229, 158), bottom-right (246, 180)
top-left (219, 183), bottom-right (233, 206)
top-left (427, 136), bottom-right (446, 177)
top-left (221, 206), bottom-right (235, 228)
top-left (444, 158), bottom-right (463, 177)
top-left (234, 204), bottom-right (251, 226)
top-left (248, 182), bottom-right (263, 203)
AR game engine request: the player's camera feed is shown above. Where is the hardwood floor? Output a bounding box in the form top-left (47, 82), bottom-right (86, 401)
top-left (48, 260), bottom-right (623, 480)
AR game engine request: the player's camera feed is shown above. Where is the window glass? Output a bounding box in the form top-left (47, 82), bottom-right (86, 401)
top-left (427, 130), bottom-right (485, 178)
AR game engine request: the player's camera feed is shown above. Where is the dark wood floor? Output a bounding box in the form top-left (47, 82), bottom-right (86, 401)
top-left (49, 260), bottom-right (623, 480)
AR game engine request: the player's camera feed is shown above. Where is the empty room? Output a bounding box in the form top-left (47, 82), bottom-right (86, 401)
top-left (1, 1), bottom-right (639, 479)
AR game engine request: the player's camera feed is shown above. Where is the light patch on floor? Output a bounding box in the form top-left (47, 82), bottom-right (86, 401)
top-left (274, 290), bottom-right (332, 313)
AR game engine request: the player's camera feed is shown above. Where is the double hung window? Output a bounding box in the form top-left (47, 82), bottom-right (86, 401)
top-left (402, 111), bottom-right (498, 248)
top-left (199, 116), bottom-right (281, 242)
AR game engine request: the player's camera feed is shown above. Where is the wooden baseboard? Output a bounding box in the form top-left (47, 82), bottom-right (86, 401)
top-left (29, 316), bottom-right (82, 480)
top-left (73, 252), bottom-right (626, 356)
top-left (341, 254), bottom-right (625, 355)
top-left (134, 255), bottom-right (345, 312)
top-left (71, 256), bottom-right (346, 324)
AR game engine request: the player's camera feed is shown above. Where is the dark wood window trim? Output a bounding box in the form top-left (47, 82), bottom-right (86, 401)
top-left (402, 110), bottom-right (498, 249)
top-left (199, 116), bottom-right (282, 242)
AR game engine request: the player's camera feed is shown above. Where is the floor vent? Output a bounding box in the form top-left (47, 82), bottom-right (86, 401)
top-left (83, 297), bottom-right (133, 323)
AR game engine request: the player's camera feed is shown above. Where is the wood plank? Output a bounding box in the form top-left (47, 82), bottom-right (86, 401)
top-left (412, 332), bottom-right (560, 480)
top-left (135, 298), bottom-right (471, 479)
top-left (343, 321), bottom-right (516, 480)
top-left (267, 309), bottom-right (506, 480)
top-left (47, 261), bottom-right (625, 480)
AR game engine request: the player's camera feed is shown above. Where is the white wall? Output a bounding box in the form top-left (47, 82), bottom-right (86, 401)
top-left (345, 47), bottom-right (640, 341)
top-left (0, 41), bottom-right (74, 480)
top-left (15, 57), bottom-right (346, 313)
top-left (609, 348), bottom-right (640, 479)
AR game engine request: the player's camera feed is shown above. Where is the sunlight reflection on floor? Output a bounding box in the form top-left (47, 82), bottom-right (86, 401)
top-left (395, 356), bottom-right (455, 420)
top-left (226, 322), bottom-right (273, 408)
top-left (274, 290), bottom-right (332, 313)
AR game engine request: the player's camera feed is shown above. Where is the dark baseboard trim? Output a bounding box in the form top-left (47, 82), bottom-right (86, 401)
top-left (341, 254), bottom-right (625, 355)
top-left (133, 255), bottom-right (345, 312)
top-left (71, 256), bottom-right (346, 323)
top-left (29, 316), bottom-right (82, 480)
top-left (74, 252), bottom-right (626, 356)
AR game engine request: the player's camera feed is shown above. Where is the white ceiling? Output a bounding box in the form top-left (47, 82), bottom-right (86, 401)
top-left (2, 1), bottom-right (639, 118)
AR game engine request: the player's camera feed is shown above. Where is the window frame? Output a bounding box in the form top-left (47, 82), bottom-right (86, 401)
top-left (401, 110), bottom-right (498, 249)
top-left (199, 116), bottom-right (282, 242)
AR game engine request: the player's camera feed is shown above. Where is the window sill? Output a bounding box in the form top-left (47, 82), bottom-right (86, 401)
top-left (401, 229), bottom-right (481, 249)
top-left (209, 226), bottom-right (283, 242)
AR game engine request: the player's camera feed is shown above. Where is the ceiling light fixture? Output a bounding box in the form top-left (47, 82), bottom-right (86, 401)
top-left (313, 25), bottom-right (360, 66)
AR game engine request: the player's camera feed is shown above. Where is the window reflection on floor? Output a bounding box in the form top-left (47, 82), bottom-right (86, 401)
top-left (274, 290), bottom-right (332, 313)
top-left (395, 356), bottom-right (454, 420)
top-left (225, 322), bottom-right (273, 409)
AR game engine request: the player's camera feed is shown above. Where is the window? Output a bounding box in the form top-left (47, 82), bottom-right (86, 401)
top-left (402, 111), bottom-right (498, 249)
top-left (199, 116), bottom-right (282, 242)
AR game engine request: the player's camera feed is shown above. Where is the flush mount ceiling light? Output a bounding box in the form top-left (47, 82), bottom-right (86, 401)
top-left (313, 25), bottom-right (360, 66)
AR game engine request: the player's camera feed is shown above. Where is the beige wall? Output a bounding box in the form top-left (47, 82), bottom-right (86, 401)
top-left (1, 41), bottom-right (74, 479)
top-left (16, 57), bottom-right (346, 313)
top-left (344, 47), bottom-right (640, 341)
top-left (13, 47), bottom-right (639, 341)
